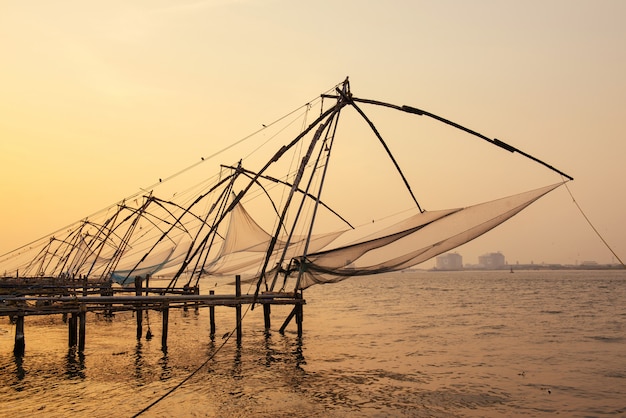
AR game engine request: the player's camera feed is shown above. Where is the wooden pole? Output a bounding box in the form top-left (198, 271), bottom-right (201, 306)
top-left (209, 290), bottom-right (216, 339)
top-left (279, 306), bottom-right (297, 334)
top-left (13, 315), bottom-right (25, 357)
top-left (183, 283), bottom-right (189, 312)
top-left (235, 275), bottom-right (242, 344)
top-left (296, 303), bottom-right (303, 337)
top-left (78, 304), bottom-right (86, 352)
top-left (161, 300), bottom-right (169, 351)
top-left (296, 291), bottom-right (303, 337)
top-left (263, 303), bottom-right (271, 330)
top-left (69, 312), bottom-right (78, 347)
top-left (135, 276), bottom-right (143, 340)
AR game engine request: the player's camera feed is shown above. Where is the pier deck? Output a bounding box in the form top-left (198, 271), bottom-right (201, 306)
top-left (0, 292), bottom-right (304, 317)
top-left (2, 276), bottom-right (305, 356)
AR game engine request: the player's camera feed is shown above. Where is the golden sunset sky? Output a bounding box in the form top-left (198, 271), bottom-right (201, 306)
top-left (1, 0), bottom-right (625, 266)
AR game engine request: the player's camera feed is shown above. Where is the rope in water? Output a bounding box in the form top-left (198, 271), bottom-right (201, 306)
top-left (131, 303), bottom-right (252, 417)
top-left (564, 180), bottom-right (625, 268)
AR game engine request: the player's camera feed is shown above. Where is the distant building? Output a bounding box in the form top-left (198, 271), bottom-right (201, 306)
top-left (478, 252), bottom-right (506, 269)
top-left (436, 252), bottom-right (463, 270)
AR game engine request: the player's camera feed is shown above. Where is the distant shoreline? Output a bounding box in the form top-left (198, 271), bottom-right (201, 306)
top-left (427, 264), bottom-right (625, 272)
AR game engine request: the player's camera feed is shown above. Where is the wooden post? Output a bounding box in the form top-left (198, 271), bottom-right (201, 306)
top-left (101, 282), bottom-right (113, 317)
top-left (279, 306), bottom-right (297, 334)
top-left (13, 315), bottom-right (25, 357)
top-left (183, 283), bottom-right (189, 312)
top-left (235, 275), bottom-right (242, 344)
top-left (296, 302), bottom-right (303, 337)
top-left (209, 290), bottom-right (216, 339)
top-left (263, 303), bottom-right (271, 330)
top-left (161, 300), bottom-right (169, 351)
top-left (69, 312), bottom-right (78, 347)
top-left (135, 276), bottom-right (143, 340)
top-left (78, 304), bottom-right (86, 352)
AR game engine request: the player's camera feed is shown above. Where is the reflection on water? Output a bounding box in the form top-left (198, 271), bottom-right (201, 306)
top-left (0, 270), bottom-right (624, 417)
top-left (13, 355), bottom-right (25, 382)
top-left (158, 351), bottom-right (171, 382)
top-left (65, 347), bottom-right (85, 380)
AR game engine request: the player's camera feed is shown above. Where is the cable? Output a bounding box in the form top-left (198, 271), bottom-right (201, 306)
top-left (131, 303), bottom-right (253, 417)
top-left (563, 180), bottom-right (625, 268)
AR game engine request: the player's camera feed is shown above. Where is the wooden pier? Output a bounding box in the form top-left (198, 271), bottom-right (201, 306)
top-left (1, 275), bottom-right (305, 356)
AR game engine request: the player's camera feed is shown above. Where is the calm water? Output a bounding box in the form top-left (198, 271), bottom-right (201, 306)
top-left (1, 270), bottom-right (625, 417)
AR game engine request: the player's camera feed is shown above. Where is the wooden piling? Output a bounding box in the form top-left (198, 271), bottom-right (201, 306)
top-left (135, 276), bottom-right (143, 340)
top-left (235, 275), bottom-right (242, 344)
top-left (13, 315), bottom-right (25, 356)
top-left (161, 300), bottom-right (169, 351)
top-left (209, 290), bottom-right (216, 338)
top-left (263, 303), bottom-right (271, 330)
top-left (78, 304), bottom-right (86, 352)
top-left (295, 302), bottom-right (303, 337)
top-left (69, 313), bottom-right (78, 347)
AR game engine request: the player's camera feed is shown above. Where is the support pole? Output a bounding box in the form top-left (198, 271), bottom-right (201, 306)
top-left (78, 304), bottom-right (86, 352)
top-left (295, 302), bottom-right (303, 337)
top-left (209, 290), bottom-right (216, 339)
top-left (14, 315), bottom-right (25, 357)
top-left (279, 306), bottom-right (297, 334)
top-left (135, 276), bottom-right (143, 340)
top-left (235, 275), bottom-right (242, 344)
top-left (161, 300), bottom-right (169, 351)
top-left (69, 312), bottom-right (78, 347)
top-left (263, 303), bottom-right (271, 331)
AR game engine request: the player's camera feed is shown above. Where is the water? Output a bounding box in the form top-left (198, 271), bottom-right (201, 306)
top-left (1, 270), bottom-right (625, 417)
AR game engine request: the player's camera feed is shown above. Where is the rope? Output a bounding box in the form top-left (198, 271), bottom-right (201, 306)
top-left (131, 303), bottom-right (252, 417)
top-left (564, 181), bottom-right (625, 268)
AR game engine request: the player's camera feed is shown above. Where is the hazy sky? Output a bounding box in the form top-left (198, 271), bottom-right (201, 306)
top-left (1, 0), bottom-right (625, 267)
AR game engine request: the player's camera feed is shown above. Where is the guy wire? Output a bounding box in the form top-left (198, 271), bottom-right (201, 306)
top-left (131, 303), bottom-right (253, 417)
top-left (564, 180), bottom-right (625, 268)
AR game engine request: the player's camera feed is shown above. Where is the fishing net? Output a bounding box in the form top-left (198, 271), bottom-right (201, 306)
top-left (281, 182), bottom-right (563, 289)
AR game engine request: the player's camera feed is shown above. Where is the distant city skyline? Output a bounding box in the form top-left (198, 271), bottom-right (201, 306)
top-left (433, 249), bottom-right (617, 270)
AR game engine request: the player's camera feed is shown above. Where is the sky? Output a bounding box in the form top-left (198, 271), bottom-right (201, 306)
top-left (1, 0), bottom-right (625, 267)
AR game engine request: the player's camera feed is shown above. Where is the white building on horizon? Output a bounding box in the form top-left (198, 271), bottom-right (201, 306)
top-left (436, 252), bottom-right (463, 270)
top-left (478, 252), bottom-right (506, 269)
